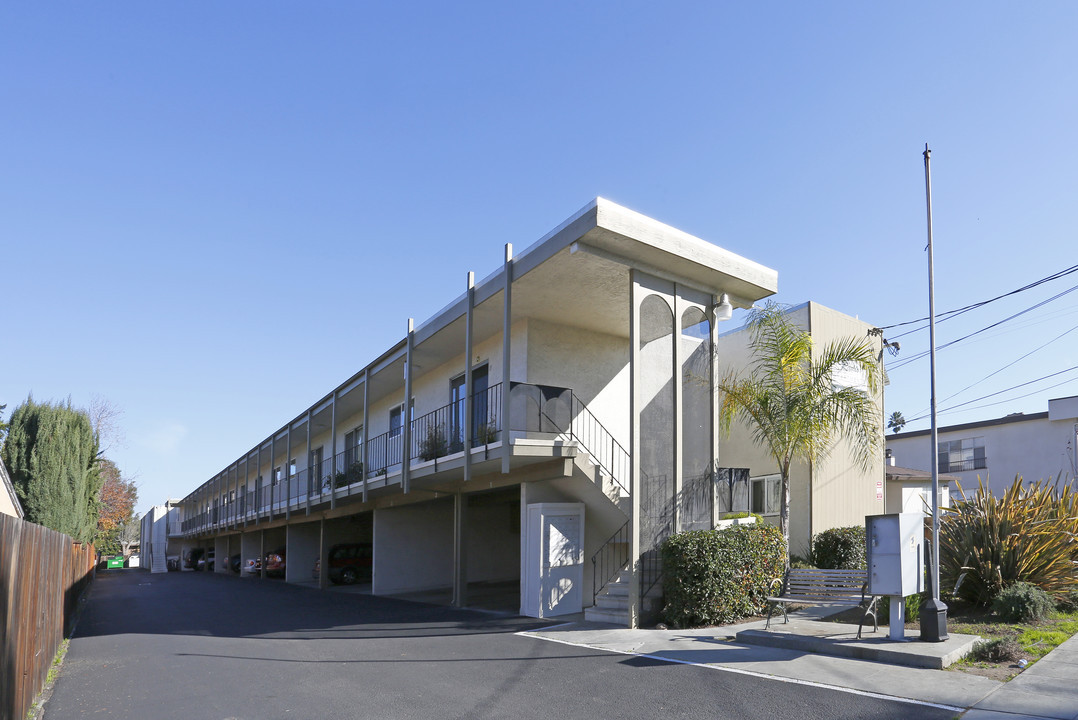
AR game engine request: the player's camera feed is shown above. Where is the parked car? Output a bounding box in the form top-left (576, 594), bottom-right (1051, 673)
top-left (197, 548), bottom-right (216, 572)
top-left (244, 557), bottom-right (261, 575)
top-left (230, 553), bottom-right (242, 573)
top-left (183, 548), bottom-right (205, 570)
top-left (264, 549), bottom-right (286, 578)
top-left (313, 543), bottom-right (372, 585)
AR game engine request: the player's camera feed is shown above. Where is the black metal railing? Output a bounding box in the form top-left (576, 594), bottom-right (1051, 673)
top-left (410, 383), bottom-right (503, 463)
top-left (509, 382), bottom-right (629, 495)
top-left (591, 519), bottom-right (630, 605)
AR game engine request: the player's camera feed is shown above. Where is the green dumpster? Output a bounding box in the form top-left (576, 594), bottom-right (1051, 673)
top-left (107, 556), bottom-right (124, 569)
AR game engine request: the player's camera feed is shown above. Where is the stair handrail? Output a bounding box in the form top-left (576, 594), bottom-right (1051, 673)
top-left (591, 519), bottom-right (631, 605)
top-left (568, 394), bottom-right (630, 496)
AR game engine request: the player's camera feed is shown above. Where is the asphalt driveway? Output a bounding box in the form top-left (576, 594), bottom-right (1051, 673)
top-left (44, 570), bottom-right (954, 719)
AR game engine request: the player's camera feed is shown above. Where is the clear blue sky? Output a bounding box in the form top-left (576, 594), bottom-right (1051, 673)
top-left (2, 2), bottom-right (1076, 515)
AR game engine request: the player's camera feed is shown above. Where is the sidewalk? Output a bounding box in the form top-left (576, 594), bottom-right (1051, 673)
top-left (520, 610), bottom-right (1078, 719)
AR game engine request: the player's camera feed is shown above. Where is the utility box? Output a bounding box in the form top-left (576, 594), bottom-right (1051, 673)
top-left (866, 513), bottom-right (924, 598)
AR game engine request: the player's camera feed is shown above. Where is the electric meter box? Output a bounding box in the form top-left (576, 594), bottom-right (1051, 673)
top-left (866, 513), bottom-right (924, 597)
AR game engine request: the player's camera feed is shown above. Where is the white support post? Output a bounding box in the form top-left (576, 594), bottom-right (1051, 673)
top-left (330, 390), bottom-right (338, 509)
top-left (672, 287), bottom-right (684, 534)
top-left (285, 425), bottom-right (292, 520)
top-left (464, 271), bottom-right (475, 485)
top-left (402, 318), bottom-right (414, 494)
top-left (501, 243), bottom-right (513, 474)
top-left (304, 409), bottom-right (312, 514)
top-left (362, 369), bottom-right (370, 503)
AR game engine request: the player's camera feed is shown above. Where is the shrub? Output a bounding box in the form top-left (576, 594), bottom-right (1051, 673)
top-left (810, 526), bottom-right (866, 570)
top-left (661, 523), bottom-right (787, 628)
top-left (418, 424), bottom-right (449, 461)
top-left (992, 582), bottom-right (1055, 623)
top-left (877, 592), bottom-right (923, 625)
top-left (971, 637), bottom-right (1022, 663)
top-left (1056, 590), bottom-right (1078, 613)
top-left (790, 554), bottom-right (816, 570)
top-left (941, 476), bottom-right (1078, 606)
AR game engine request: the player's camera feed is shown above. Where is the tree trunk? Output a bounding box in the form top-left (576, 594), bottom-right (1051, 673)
top-left (779, 468), bottom-right (791, 567)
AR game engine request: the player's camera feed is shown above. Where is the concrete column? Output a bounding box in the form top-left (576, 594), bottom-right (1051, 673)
top-left (330, 390), bottom-right (338, 509)
top-left (628, 269), bottom-right (641, 629)
top-left (402, 318), bottom-right (414, 494)
top-left (710, 295), bottom-right (722, 527)
top-left (259, 529), bottom-right (266, 580)
top-left (673, 287), bottom-right (684, 534)
top-left (452, 492), bottom-right (467, 607)
top-left (501, 243), bottom-right (513, 474)
top-left (464, 271), bottom-right (475, 485)
top-left (362, 369), bottom-right (370, 503)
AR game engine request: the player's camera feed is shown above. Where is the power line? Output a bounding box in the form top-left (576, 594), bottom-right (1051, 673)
top-left (887, 281), bottom-right (1078, 371)
top-left (905, 364), bottom-right (1078, 424)
top-left (879, 262), bottom-right (1078, 335)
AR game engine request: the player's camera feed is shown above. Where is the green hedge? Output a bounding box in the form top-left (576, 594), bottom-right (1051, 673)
top-left (810, 526), bottom-right (867, 570)
top-left (661, 523), bottom-right (787, 628)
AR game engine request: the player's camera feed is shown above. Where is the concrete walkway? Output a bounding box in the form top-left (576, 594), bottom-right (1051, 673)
top-left (521, 611), bottom-right (1078, 719)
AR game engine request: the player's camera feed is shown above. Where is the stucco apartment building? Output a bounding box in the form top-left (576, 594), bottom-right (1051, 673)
top-left (887, 395), bottom-right (1078, 498)
top-left (139, 500), bottom-right (184, 573)
top-left (714, 302), bottom-right (886, 558)
top-left (164, 199), bottom-right (885, 627)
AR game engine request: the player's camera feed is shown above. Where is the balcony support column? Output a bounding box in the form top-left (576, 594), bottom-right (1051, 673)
top-left (285, 424), bottom-right (292, 521)
top-left (362, 370), bottom-right (370, 503)
top-left (330, 389), bottom-right (338, 510)
top-left (710, 295), bottom-right (722, 526)
top-left (402, 318), bottom-right (414, 494)
top-left (452, 491), bottom-right (468, 607)
top-left (464, 271), bottom-right (475, 486)
top-left (318, 518), bottom-right (329, 591)
top-left (305, 408), bottom-right (313, 515)
top-left (269, 435), bottom-right (276, 523)
top-left (501, 243), bottom-right (513, 474)
top-left (243, 452), bottom-right (250, 528)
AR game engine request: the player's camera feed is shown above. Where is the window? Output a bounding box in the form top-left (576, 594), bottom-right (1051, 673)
top-left (389, 401), bottom-right (413, 438)
top-left (345, 426), bottom-right (363, 465)
top-left (938, 437), bottom-right (986, 473)
top-left (751, 474), bottom-right (781, 515)
top-left (273, 467), bottom-right (281, 486)
top-left (450, 365), bottom-right (489, 446)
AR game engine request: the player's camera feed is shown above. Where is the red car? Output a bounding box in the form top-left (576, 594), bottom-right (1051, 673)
top-left (264, 548), bottom-right (286, 577)
top-left (312, 543), bottom-right (372, 585)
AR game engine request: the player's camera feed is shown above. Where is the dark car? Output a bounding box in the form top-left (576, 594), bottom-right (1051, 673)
top-left (198, 549), bottom-right (215, 572)
top-left (313, 542), bottom-right (372, 585)
top-left (183, 548), bottom-right (205, 570)
top-left (230, 553), bottom-right (242, 574)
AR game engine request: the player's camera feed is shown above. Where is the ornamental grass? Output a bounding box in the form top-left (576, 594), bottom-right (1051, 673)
top-left (940, 475), bottom-right (1078, 606)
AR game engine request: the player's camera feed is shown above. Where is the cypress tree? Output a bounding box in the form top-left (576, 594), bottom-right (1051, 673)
top-left (1, 397), bottom-right (102, 542)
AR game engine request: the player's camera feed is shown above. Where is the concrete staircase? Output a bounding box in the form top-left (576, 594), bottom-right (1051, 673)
top-left (585, 568), bottom-right (663, 625)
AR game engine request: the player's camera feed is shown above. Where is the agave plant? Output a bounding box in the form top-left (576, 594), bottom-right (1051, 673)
top-left (940, 475), bottom-right (1078, 606)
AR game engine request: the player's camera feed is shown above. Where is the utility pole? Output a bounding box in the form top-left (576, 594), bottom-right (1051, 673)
top-left (921, 143), bottom-right (949, 642)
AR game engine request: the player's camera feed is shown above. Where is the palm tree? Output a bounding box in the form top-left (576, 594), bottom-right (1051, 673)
top-left (887, 411), bottom-right (906, 434)
top-left (717, 301), bottom-right (882, 551)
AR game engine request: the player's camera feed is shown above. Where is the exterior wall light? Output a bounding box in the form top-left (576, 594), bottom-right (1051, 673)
top-left (714, 293), bottom-right (733, 322)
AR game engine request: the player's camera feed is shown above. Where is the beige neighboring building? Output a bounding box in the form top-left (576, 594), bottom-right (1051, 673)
top-left (1, 457), bottom-right (25, 519)
top-left (714, 301), bottom-right (886, 558)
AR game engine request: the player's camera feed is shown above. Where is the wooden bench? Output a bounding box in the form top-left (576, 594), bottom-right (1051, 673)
top-left (765, 567), bottom-right (879, 638)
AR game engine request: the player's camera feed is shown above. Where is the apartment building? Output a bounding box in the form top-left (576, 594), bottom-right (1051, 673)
top-left (887, 395), bottom-right (1078, 498)
top-left (169, 198), bottom-right (781, 627)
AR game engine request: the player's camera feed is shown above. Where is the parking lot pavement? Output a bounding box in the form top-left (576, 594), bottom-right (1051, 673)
top-left (44, 571), bottom-right (957, 720)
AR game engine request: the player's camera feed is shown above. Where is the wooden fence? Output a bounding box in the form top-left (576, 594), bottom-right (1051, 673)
top-left (0, 514), bottom-right (95, 720)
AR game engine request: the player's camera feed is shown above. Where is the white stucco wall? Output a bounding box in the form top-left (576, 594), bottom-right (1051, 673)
top-left (373, 499), bottom-right (454, 594)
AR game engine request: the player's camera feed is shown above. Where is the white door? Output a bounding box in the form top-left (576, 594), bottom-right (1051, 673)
top-left (524, 503), bottom-right (584, 618)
